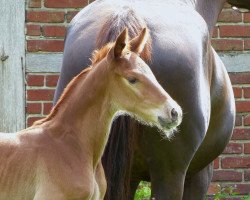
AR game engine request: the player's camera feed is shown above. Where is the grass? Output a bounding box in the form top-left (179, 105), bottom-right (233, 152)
top-left (134, 182), bottom-right (250, 200)
top-left (134, 182), bottom-right (151, 200)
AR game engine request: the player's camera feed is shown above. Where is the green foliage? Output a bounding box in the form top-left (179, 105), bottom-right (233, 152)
top-left (206, 185), bottom-right (250, 200)
top-left (134, 181), bottom-right (151, 200)
top-left (242, 195), bottom-right (250, 200)
top-left (212, 186), bottom-right (239, 200)
top-left (134, 182), bottom-right (250, 200)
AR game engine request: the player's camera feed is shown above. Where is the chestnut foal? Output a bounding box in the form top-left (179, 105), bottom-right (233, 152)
top-left (0, 28), bottom-right (182, 200)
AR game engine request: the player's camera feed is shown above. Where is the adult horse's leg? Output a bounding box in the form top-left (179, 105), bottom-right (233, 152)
top-left (136, 126), bottom-right (195, 200)
top-left (150, 169), bottom-right (185, 200)
top-left (183, 163), bottom-right (213, 200)
top-left (182, 50), bottom-right (235, 200)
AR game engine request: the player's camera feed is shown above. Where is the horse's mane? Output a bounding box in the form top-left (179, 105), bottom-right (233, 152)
top-left (33, 42), bottom-right (117, 126)
top-left (91, 43), bottom-right (113, 65)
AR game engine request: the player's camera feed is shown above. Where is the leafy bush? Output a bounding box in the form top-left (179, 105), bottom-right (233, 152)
top-left (208, 185), bottom-right (239, 200)
top-left (134, 181), bottom-right (151, 200)
top-left (134, 182), bottom-right (250, 200)
top-left (242, 196), bottom-right (250, 200)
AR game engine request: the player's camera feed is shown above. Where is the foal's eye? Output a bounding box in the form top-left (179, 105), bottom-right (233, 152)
top-left (127, 77), bottom-right (138, 84)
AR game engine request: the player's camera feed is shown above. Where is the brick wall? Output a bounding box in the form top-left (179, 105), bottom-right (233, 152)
top-left (25, 0), bottom-right (250, 198)
top-left (207, 73), bottom-right (250, 198)
top-left (26, 0), bottom-right (88, 126)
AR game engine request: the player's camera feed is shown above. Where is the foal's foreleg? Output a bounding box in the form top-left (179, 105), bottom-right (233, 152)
top-left (95, 163), bottom-right (107, 200)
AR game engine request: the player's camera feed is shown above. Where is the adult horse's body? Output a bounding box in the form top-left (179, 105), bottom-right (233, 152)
top-left (54, 0), bottom-right (246, 199)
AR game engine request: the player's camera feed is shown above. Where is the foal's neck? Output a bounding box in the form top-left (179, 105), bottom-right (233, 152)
top-left (48, 61), bottom-right (115, 166)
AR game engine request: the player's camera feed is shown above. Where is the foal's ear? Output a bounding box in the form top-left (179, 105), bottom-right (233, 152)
top-left (130, 28), bottom-right (149, 55)
top-left (113, 28), bottom-right (129, 58)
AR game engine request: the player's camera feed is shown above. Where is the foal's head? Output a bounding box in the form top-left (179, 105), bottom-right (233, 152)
top-left (98, 28), bottom-right (182, 137)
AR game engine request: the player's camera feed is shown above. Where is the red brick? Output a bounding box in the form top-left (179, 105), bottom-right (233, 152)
top-left (26, 103), bottom-right (42, 114)
top-left (232, 129), bottom-right (250, 140)
top-left (220, 25), bottom-right (250, 37)
top-left (211, 39), bottom-right (243, 51)
top-left (236, 101), bottom-right (250, 113)
top-left (26, 25), bottom-right (41, 36)
top-left (26, 11), bottom-right (65, 23)
top-left (212, 170), bottom-right (242, 182)
top-left (46, 75), bottom-right (59, 87)
top-left (43, 103), bottom-right (53, 115)
top-left (244, 170), bottom-right (250, 181)
top-left (66, 11), bottom-right (79, 22)
top-left (27, 117), bottom-right (43, 127)
top-left (27, 89), bottom-right (55, 101)
top-left (218, 10), bottom-right (242, 23)
top-left (214, 157), bottom-right (219, 169)
top-left (44, 0), bottom-right (88, 8)
top-left (28, 0), bottom-right (41, 8)
top-left (243, 87), bottom-right (250, 98)
top-left (223, 143), bottom-right (243, 154)
top-left (27, 75), bottom-right (44, 86)
top-left (244, 40), bottom-right (250, 50)
top-left (244, 13), bottom-right (250, 22)
top-left (212, 26), bottom-right (219, 38)
top-left (244, 115), bottom-right (250, 126)
top-left (27, 40), bottom-right (64, 52)
top-left (229, 73), bottom-right (250, 84)
top-left (222, 184), bottom-right (250, 195)
top-left (222, 157), bottom-right (250, 168)
top-left (244, 143), bottom-right (250, 154)
top-left (43, 26), bottom-right (66, 38)
top-left (207, 183), bottom-right (220, 195)
top-left (235, 115), bottom-right (242, 126)
top-left (233, 87), bottom-right (242, 98)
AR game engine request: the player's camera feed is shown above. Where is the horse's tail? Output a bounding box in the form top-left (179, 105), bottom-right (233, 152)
top-left (102, 116), bottom-right (137, 200)
top-left (96, 7), bottom-right (151, 200)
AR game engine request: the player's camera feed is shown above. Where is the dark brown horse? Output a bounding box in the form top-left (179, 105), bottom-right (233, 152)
top-left (54, 0), bottom-right (249, 199)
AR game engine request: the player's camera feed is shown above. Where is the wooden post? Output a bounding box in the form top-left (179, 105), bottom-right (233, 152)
top-left (0, 0), bottom-right (25, 132)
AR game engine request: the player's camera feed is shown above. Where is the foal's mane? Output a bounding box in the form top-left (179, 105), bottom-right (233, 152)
top-left (34, 43), bottom-right (115, 126)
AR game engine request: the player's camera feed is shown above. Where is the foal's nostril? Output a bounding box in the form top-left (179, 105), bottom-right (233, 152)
top-left (171, 108), bottom-right (178, 122)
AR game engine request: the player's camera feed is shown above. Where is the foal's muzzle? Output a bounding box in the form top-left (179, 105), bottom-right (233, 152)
top-left (157, 106), bottom-right (182, 129)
